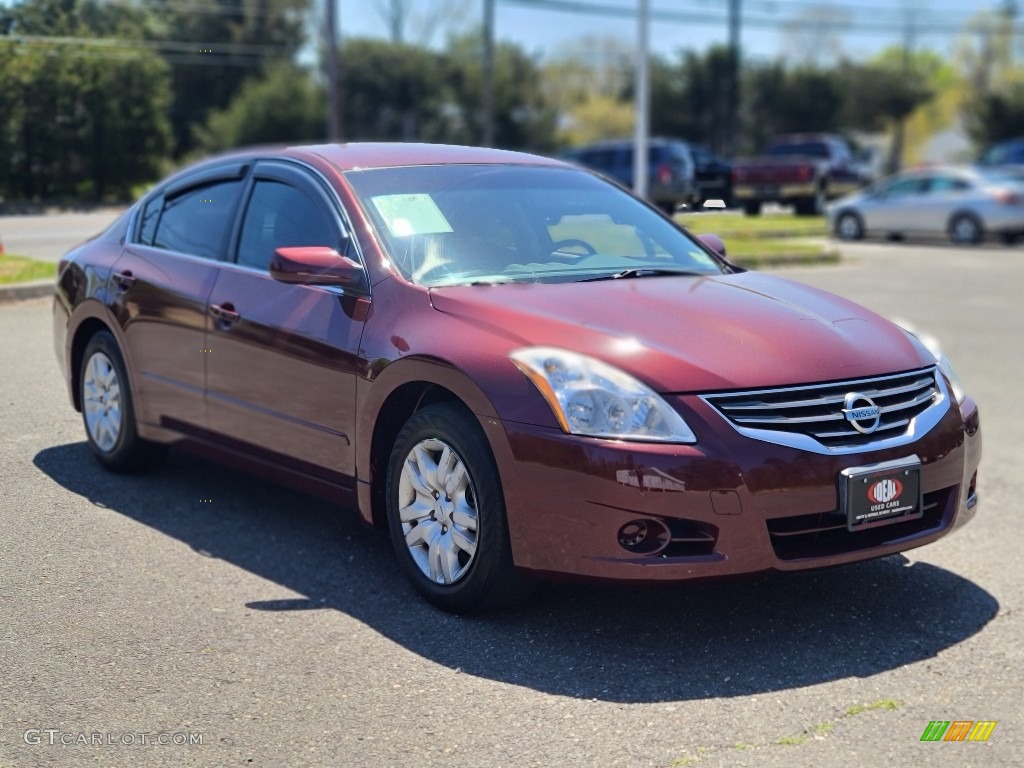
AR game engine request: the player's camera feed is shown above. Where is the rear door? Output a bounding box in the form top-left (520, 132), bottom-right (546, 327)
top-left (204, 161), bottom-right (368, 485)
top-left (865, 176), bottom-right (929, 232)
top-left (112, 163), bottom-right (248, 432)
top-left (916, 174), bottom-right (975, 234)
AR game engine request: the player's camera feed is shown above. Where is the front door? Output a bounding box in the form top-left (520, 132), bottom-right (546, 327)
top-left (204, 162), bottom-right (367, 486)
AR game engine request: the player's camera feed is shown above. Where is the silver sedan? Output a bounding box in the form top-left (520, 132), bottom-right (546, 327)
top-left (827, 166), bottom-right (1024, 245)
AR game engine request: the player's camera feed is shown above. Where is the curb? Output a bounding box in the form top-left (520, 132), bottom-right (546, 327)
top-left (0, 279), bottom-right (53, 303)
top-left (733, 250), bottom-right (841, 269)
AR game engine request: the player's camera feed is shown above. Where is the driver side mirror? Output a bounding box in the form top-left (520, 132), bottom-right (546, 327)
top-left (270, 244), bottom-right (366, 290)
top-left (697, 233), bottom-right (727, 258)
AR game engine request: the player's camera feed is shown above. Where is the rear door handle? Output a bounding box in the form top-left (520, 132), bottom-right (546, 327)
top-left (210, 302), bottom-right (240, 324)
top-left (112, 271), bottom-right (135, 289)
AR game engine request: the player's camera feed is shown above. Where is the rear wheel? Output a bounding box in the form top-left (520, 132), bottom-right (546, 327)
top-left (385, 403), bottom-right (533, 613)
top-left (795, 184), bottom-right (826, 216)
top-left (80, 331), bottom-right (167, 472)
top-left (742, 201), bottom-right (762, 216)
top-left (949, 213), bottom-right (983, 245)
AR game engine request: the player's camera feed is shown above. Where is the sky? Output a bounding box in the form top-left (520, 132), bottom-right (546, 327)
top-left (337, 0), bottom-right (1016, 63)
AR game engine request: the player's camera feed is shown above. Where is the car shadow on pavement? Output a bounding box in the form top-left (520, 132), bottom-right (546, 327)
top-left (35, 442), bottom-right (999, 704)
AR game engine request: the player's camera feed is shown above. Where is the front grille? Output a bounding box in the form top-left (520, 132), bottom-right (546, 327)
top-left (766, 486), bottom-right (955, 560)
top-left (702, 368), bottom-right (941, 451)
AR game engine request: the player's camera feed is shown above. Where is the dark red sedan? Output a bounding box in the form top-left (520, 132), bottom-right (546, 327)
top-left (54, 143), bottom-right (981, 612)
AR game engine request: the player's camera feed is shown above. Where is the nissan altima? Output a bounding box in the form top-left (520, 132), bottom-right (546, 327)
top-left (828, 165), bottom-right (1024, 244)
top-left (54, 143), bottom-right (981, 612)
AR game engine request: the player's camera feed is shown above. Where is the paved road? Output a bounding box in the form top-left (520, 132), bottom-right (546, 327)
top-left (0, 209), bottom-right (123, 263)
top-left (1, 241), bottom-right (1020, 767)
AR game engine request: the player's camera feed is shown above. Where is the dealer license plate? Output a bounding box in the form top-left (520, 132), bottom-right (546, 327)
top-left (840, 456), bottom-right (922, 532)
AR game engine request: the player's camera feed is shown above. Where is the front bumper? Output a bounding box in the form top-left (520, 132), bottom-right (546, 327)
top-left (485, 396), bottom-right (980, 582)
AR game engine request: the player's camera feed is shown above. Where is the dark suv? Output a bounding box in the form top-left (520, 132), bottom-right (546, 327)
top-left (561, 139), bottom-right (704, 213)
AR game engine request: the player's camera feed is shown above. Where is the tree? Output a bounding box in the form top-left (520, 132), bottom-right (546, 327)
top-left (963, 86), bottom-right (1024, 147)
top-left (373, 0), bottom-right (473, 46)
top-left (956, 10), bottom-right (1024, 150)
top-left (650, 46), bottom-right (735, 153)
top-left (148, 0), bottom-right (311, 157)
top-left (194, 61), bottom-right (325, 152)
top-left (443, 31), bottom-right (557, 151)
top-left (339, 38), bottom-right (453, 142)
top-left (0, 0), bottom-right (172, 201)
top-left (742, 64), bottom-right (844, 152)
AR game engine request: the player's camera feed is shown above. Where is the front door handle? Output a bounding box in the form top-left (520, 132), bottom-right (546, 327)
top-left (210, 302), bottom-right (240, 325)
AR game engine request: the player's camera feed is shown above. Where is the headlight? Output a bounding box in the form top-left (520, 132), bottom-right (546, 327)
top-left (896, 321), bottom-right (965, 404)
top-left (510, 347), bottom-right (697, 443)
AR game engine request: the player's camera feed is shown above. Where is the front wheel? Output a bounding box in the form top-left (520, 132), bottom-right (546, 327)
top-left (835, 211), bottom-right (865, 241)
top-left (386, 403), bottom-right (533, 613)
top-left (80, 331), bottom-right (167, 472)
top-left (742, 201), bottom-right (762, 216)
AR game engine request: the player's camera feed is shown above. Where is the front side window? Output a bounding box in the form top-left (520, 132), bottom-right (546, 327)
top-left (880, 177), bottom-right (926, 197)
top-left (236, 180), bottom-right (339, 271)
top-left (152, 179), bottom-right (244, 259)
top-left (346, 164), bottom-right (727, 287)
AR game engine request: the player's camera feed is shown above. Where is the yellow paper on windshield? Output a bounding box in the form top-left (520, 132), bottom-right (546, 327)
top-left (371, 194), bottom-right (453, 238)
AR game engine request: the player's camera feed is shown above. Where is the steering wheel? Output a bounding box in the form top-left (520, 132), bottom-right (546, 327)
top-left (550, 238), bottom-right (597, 256)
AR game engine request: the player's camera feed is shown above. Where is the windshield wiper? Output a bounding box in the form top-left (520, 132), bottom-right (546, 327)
top-left (578, 267), bottom-right (707, 283)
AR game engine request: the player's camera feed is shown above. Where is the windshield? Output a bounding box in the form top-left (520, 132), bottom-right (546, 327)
top-left (344, 164), bottom-right (726, 287)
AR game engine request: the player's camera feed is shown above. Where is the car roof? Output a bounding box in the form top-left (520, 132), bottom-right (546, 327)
top-left (290, 142), bottom-right (566, 171)
top-left (168, 143), bottom-right (567, 180)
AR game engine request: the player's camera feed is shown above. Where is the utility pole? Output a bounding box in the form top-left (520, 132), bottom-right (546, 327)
top-left (728, 0), bottom-right (740, 156)
top-left (887, 5), bottom-right (917, 174)
top-left (326, 0), bottom-right (341, 141)
top-left (633, 0), bottom-right (650, 200)
top-left (483, 0), bottom-right (495, 146)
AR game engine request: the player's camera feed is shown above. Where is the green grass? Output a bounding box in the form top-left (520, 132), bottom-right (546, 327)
top-left (727, 239), bottom-right (838, 268)
top-left (845, 699), bottom-right (902, 717)
top-left (677, 212), bottom-right (828, 239)
top-left (775, 734), bottom-right (808, 746)
top-left (669, 698), bottom-right (902, 765)
top-left (674, 211), bottom-right (834, 268)
top-left (0, 253), bottom-right (55, 284)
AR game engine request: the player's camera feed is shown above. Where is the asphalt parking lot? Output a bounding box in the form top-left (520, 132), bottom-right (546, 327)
top-left (1, 235), bottom-right (1021, 767)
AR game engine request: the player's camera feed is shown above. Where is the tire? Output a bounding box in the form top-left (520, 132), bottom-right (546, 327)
top-left (80, 331), bottom-right (167, 472)
top-left (742, 201), bottom-right (762, 216)
top-left (948, 213), bottom-right (983, 245)
top-left (385, 403), bottom-right (534, 613)
top-left (795, 184), bottom-right (826, 216)
top-left (999, 232), bottom-right (1022, 246)
top-left (835, 211), bottom-right (865, 241)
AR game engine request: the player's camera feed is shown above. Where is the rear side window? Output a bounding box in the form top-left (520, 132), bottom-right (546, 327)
top-left (926, 176), bottom-right (971, 193)
top-left (237, 180), bottom-right (338, 271)
top-left (152, 179), bottom-right (244, 260)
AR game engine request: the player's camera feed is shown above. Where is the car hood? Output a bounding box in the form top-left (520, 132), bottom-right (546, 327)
top-left (428, 272), bottom-right (932, 393)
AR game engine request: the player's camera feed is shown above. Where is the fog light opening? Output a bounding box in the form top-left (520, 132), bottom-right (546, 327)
top-left (617, 518), bottom-right (670, 555)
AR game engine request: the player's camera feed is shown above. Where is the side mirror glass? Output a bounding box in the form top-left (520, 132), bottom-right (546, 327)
top-left (270, 244), bottom-right (365, 288)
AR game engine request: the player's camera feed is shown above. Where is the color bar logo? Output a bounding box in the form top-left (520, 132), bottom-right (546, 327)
top-left (920, 721), bottom-right (997, 742)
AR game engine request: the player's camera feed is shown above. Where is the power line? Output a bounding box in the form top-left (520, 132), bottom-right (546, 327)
top-left (0, 33), bottom-right (293, 56)
top-left (499, 0), bottom-right (1017, 36)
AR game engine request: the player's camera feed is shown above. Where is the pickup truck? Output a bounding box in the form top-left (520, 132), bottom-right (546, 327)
top-left (731, 133), bottom-right (869, 216)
